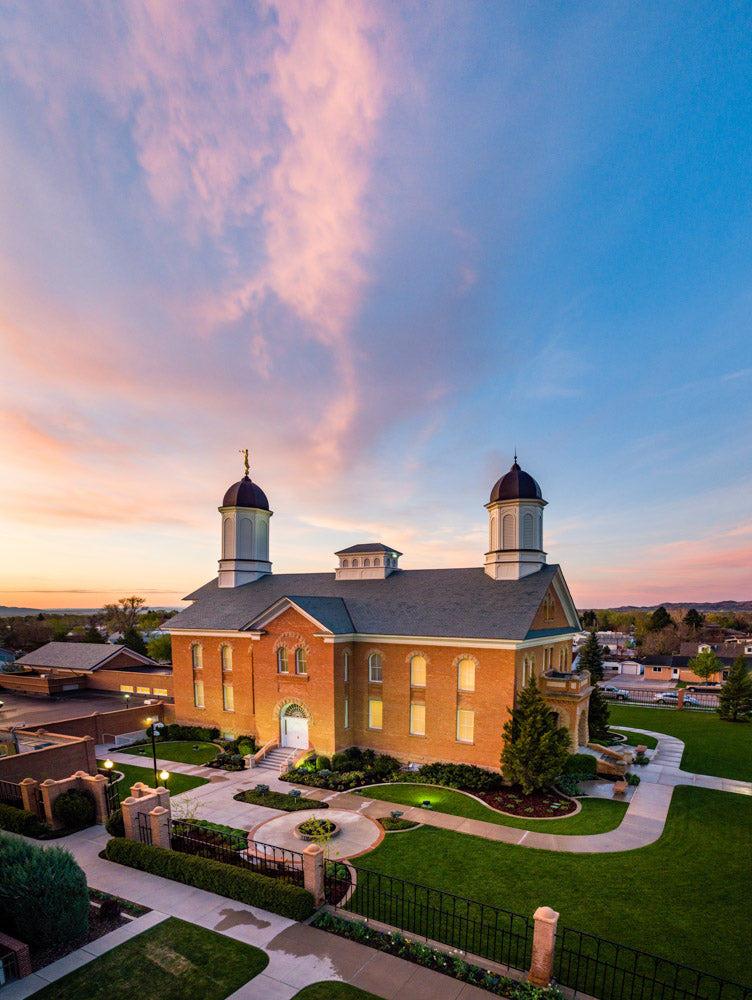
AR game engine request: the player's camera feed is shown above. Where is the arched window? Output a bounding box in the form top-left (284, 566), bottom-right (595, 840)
top-left (277, 647), bottom-right (289, 674)
top-left (192, 644), bottom-right (204, 708)
top-left (364, 558), bottom-right (370, 567)
top-left (352, 558), bottom-right (359, 567)
top-left (374, 557), bottom-right (380, 566)
top-left (502, 514), bottom-right (515, 550)
top-left (295, 648), bottom-right (307, 675)
top-left (410, 655), bottom-right (426, 687)
top-left (342, 559), bottom-right (348, 568)
top-left (191, 644), bottom-right (203, 669)
top-left (458, 658), bottom-right (475, 691)
top-left (523, 513), bottom-right (534, 549)
top-left (369, 653), bottom-right (382, 683)
top-left (221, 646), bottom-right (232, 672)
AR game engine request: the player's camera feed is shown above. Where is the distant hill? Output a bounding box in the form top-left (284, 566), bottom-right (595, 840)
top-left (0, 606), bottom-right (45, 617)
top-left (588, 601), bottom-right (752, 614)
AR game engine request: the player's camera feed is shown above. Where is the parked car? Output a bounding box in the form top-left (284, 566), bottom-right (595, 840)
top-left (685, 681), bottom-right (723, 693)
top-left (601, 686), bottom-right (630, 701)
top-left (654, 691), bottom-right (699, 706)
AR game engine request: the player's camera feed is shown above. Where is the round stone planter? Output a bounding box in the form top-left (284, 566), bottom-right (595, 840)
top-left (294, 818), bottom-right (340, 842)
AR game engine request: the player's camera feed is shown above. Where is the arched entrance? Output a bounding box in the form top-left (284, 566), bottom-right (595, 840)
top-left (280, 703), bottom-right (309, 749)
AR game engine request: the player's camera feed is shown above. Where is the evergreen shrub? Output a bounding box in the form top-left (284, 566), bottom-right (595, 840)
top-left (105, 807), bottom-right (125, 837)
top-left (563, 753), bottom-right (598, 777)
top-left (0, 802), bottom-right (48, 838)
top-left (52, 788), bottom-right (96, 830)
top-left (0, 833), bottom-right (88, 946)
top-left (315, 755), bottom-right (331, 771)
top-left (104, 837), bottom-right (314, 920)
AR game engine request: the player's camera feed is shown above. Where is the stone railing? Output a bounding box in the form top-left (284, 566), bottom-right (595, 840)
top-left (540, 670), bottom-right (591, 695)
top-left (249, 737), bottom-right (278, 768)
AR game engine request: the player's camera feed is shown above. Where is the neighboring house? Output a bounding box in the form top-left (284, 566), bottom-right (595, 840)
top-left (642, 653), bottom-right (752, 684)
top-left (167, 460), bottom-right (588, 770)
top-left (1, 642), bottom-right (173, 699)
top-left (0, 648), bottom-right (17, 666)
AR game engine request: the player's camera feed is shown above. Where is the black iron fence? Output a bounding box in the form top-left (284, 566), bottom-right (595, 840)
top-left (329, 866), bottom-right (751, 1000)
top-left (0, 779), bottom-right (23, 811)
top-left (0, 948), bottom-right (19, 987)
top-left (103, 778), bottom-right (120, 817)
top-left (554, 923), bottom-right (752, 1000)
top-left (326, 866), bottom-right (534, 974)
top-left (170, 820), bottom-right (305, 888)
top-left (136, 811), bottom-right (153, 845)
top-left (611, 688), bottom-right (717, 712)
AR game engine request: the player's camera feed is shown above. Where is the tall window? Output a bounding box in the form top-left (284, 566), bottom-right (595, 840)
top-left (502, 513), bottom-right (515, 549)
top-left (193, 675), bottom-right (204, 708)
top-left (410, 654), bottom-right (426, 687)
top-left (369, 699), bottom-right (383, 729)
top-left (295, 648), bottom-right (307, 675)
top-left (458, 658), bottom-right (475, 691)
top-left (222, 683), bottom-right (234, 712)
top-left (457, 709), bottom-right (474, 743)
top-left (344, 698), bottom-right (349, 729)
top-left (192, 643), bottom-right (204, 708)
top-left (191, 644), bottom-right (203, 669)
top-left (369, 653), bottom-right (383, 683)
top-left (364, 558), bottom-right (370, 567)
top-left (277, 647), bottom-right (289, 673)
top-left (410, 703), bottom-right (425, 736)
top-left (221, 645), bottom-right (232, 672)
top-left (343, 651), bottom-right (349, 682)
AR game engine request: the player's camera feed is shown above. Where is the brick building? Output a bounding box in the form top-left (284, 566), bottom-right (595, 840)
top-left (168, 459), bottom-right (587, 769)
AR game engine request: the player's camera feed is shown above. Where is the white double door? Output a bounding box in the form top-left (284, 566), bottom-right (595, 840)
top-left (281, 715), bottom-right (308, 748)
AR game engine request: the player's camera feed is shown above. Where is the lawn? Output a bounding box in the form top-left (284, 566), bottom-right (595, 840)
top-left (351, 786), bottom-right (752, 986)
top-left (610, 727), bottom-right (658, 749)
top-left (31, 917), bottom-right (267, 1000)
top-left (607, 706), bottom-right (752, 782)
top-left (121, 741), bottom-right (219, 765)
top-left (293, 987), bottom-right (384, 1000)
top-left (99, 759), bottom-right (208, 797)
top-left (358, 783), bottom-right (628, 834)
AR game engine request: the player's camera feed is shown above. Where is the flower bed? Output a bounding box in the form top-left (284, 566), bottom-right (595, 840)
top-left (474, 786), bottom-right (576, 818)
top-left (295, 818), bottom-right (339, 841)
top-left (234, 788), bottom-right (327, 812)
top-left (312, 913), bottom-right (562, 999)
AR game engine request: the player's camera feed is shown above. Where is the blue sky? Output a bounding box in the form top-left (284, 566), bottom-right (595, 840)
top-left (0, 1), bottom-right (750, 608)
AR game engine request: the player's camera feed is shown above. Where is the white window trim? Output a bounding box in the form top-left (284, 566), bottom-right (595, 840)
top-left (369, 654), bottom-right (383, 683)
top-left (369, 699), bottom-right (383, 730)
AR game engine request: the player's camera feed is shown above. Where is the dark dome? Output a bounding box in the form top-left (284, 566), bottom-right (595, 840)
top-left (489, 461), bottom-right (543, 503)
top-left (222, 476), bottom-right (270, 510)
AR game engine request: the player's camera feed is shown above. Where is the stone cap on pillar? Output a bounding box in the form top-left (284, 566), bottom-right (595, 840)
top-left (534, 906), bottom-right (559, 924)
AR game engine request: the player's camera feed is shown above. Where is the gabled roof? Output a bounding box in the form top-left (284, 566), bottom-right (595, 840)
top-left (168, 564), bottom-right (579, 642)
top-left (334, 542), bottom-right (402, 556)
top-left (17, 642), bottom-right (156, 672)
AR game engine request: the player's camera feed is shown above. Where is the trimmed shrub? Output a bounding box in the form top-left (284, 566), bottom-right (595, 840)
top-left (104, 837), bottom-right (314, 920)
top-left (411, 762), bottom-right (503, 792)
top-left (0, 833), bottom-right (88, 946)
top-left (331, 753), bottom-right (350, 772)
top-left (563, 753), bottom-right (598, 777)
top-left (53, 788), bottom-right (96, 830)
top-left (315, 755), bottom-right (331, 771)
top-left (105, 807), bottom-right (125, 837)
top-left (0, 802), bottom-right (48, 838)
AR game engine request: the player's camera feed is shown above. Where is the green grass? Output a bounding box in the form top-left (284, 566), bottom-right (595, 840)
top-left (121, 741), bottom-right (219, 765)
top-left (234, 788), bottom-right (326, 811)
top-left (99, 760), bottom-right (208, 797)
top-left (31, 917), bottom-right (267, 1000)
top-left (358, 783), bottom-right (628, 834)
top-left (352, 786), bottom-right (752, 985)
top-left (610, 728), bottom-right (659, 749)
top-left (608, 706), bottom-right (752, 781)
top-left (293, 986), bottom-right (384, 1000)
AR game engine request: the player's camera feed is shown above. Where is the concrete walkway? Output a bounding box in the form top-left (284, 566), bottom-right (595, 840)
top-left (2, 824), bottom-right (493, 1000)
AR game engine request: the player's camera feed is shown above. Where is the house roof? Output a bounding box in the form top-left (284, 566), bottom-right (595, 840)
top-left (17, 642), bottom-right (156, 672)
top-left (168, 564), bottom-right (579, 641)
top-left (334, 542), bottom-right (402, 556)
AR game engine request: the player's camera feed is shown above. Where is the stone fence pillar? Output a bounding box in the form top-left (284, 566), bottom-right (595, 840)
top-left (302, 844), bottom-right (325, 905)
top-left (19, 778), bottom-right (40, 817)
top-left (121, 784), bottom-right (171, 843)
top-left (149, 806), bottom-right (171, 849)
top-left (78, 772), bottom-right (109, 824)
top-left (529, 906), bottom-right (559, 986)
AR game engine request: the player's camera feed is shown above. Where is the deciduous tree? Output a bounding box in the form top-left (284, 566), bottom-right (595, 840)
top-left (102, 596), bottom-right (147, 635)
top-left (687, 649), bottom-right (723, 681)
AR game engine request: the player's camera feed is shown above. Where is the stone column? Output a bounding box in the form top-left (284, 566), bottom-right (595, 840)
top-left (149, 806), bottom-right (171, 849)
top-left (19, 778), bottom-right (39, 817)
top-left (79, 773), bottom-right (109, 824)
top-left (676, 689), bottom-right (685, 710)
top-left (302, 844), bottom-right (325, 905)
top-left (39, 778), bottom-right (61, 830)
top-left (529, 906), bottom-right (559, 986)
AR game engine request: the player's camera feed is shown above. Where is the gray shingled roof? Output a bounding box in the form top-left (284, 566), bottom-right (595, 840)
top-left (169, 565), bottom-right (572, 641)
top-left (334, 542), bottom-right (402, 555)
top-left (17, 642), bottom-right (154, 672)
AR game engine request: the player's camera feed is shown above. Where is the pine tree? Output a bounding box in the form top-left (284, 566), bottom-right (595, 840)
top-left (578, 631), bottom-right (604, 682)
top-left (683, 608), bottom-right (704, 632)
top-left (717, 655), bottom-right (752, 722)
top-left (648, 606), bottom-right (673, 631)
top-left (501, 675), bottom-right (571, 794)
top-left (588, 684), bottom-right (610, 741)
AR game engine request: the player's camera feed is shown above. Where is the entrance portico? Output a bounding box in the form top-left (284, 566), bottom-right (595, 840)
top-left (278, 701), bottom-right (310, 749)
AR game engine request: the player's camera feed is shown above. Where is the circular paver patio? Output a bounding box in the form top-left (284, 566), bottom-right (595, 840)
top-left (249, 808), bottom-right (383, 859)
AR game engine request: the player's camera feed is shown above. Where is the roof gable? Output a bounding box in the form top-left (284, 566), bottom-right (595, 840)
top-left (17, 642), bottom-right (156, 672)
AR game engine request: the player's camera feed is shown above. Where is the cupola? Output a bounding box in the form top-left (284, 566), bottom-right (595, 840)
top-left (335, 543), bottom-right (402, 580)
top-left (484, 456), bottom-right (547, 580)
top-left (218, 451), bottom-right (273, 588)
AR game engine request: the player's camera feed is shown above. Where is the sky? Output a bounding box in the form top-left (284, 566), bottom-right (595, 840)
top-left (1, 1), bottom-right (751, 611)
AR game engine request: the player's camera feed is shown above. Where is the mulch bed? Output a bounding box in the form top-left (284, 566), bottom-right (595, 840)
top-left (30, 904), bottom-right (129, 972)
top-left (475, 785), bottom-right (576, 817)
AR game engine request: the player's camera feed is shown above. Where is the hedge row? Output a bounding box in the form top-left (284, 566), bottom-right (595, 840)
top-left (104, 837), bottom-right (314, 921)
top-left (0, 802), bottom-right (48, 838)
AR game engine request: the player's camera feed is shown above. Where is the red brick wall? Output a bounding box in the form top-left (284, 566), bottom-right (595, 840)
top-left (0, 737), bottom-right (97, 782)
top-left (86, 668), bottom-right (173, 697)
top-left (0, 672), bottom-right (87, 695)
top-left (25, 704), bottom-right (165, 742)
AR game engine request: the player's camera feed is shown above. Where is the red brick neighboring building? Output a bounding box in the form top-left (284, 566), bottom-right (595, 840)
top-left (168, 460), bottom-right (587, 769)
